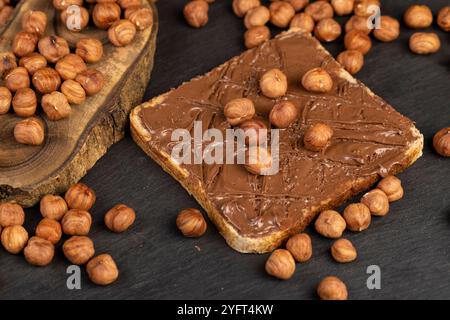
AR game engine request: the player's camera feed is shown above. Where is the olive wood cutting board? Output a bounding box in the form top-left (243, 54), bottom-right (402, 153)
top-left (0, 0), bottom-right (158, 207)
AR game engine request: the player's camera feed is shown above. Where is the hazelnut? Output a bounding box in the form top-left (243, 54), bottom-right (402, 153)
top-left (224, 98), bottom-right (255, 126)
top-left (86, 254), bottom-right (119, 286)
top-left (269, 100), bottom-right (298, 128)
top-left (354, 0), bottom-right (380, 17)
top-left (232, 0), bottom-right (261, 18)
top-left (176, 208), bottom-right (207, 237)
top-left (52, 0), bottom-right (83, 11)
top-left (12, 32), bottom-right (38, 58)
top-left (301, 67), bottom-right (333, 93)
top-left (0, 5), bottom-right (13, 23)
top-left (433, 127), bottom-right (450, 157)
top-left (244, 25), bottom-right (271, 48)
top-left (317, 276), bottom-right (348, 300)
top-left (38, 36), bottom-right (70, 63)
top-left (0, 86), bottom-right (12, 114)
top-left (361, 189), bottom-right (389, 216)
top-left (343, 203), bottom-right (371, 232)
top-left (24, 236), bottom-right (55, 266)
top-left (376, 175), bottom-right (403, 202)
top-left (118, 0), bottom-right (142, 9)
top-left (345, 15), bottom-right (371, 34)
top-left (331, 238), bottom-right (357, 263)
top-left (314, 18), bottom-right (341, 42)
top-left (55, 54), bottom-right (87, 81)
top-left (104, 204), bottom-right (136, 233)
top-left (331, 0), bottom-right (354, 16)
top-left (437, 6), bottom-right (450, 32)
top-left (93, 2), bottom-right (122, 29)
top-left (60, 5), bottom-right (90, 32)
top-left (286, 0), bottom-right (309, 12)
top-left (22, 10), bottom-right (47, 36)
top-left (0, 52), bottom-right (17, 76)
top-left (260, 68), bottom-right (288, 98)
top-left (344, 29), bottom-right (371, 55)
top-left (265, 249), bottom-right (295, 280)
top-left (19, 53), bottom-right (47, 75)
top-left (269, 1), bottom-right (295, 28)
top-left (286, 233), bottom-right (312, 262)
top-left (108, 19), bottom-right (137, 47)
top-left (0, 202), bottom-right (25, 227)
top-left (61, 209), bottom-right (92, 236)
top-left (304, 122), bottom-right (333, 151)
top-left (314, 210), bottom-right (346, 238)
top-left (33, 66), bottom-right (60, 93)
top-left (65, 183), bottom-right (96, 210)
top-left (1, 225), bottom-right (29, 254)
top-left (4, 67), bottom-right (30, 92)
top-left (244, 6), bottom-right (270, 29)
top-left (290, 13), bottom-right (315, 32)
top-left (409, 32), bottom-right (440, 55)
top-left (337, 50), bottom-right (364, 75)
top-left (76, 38), bottom-right (104, 63)
top-left (239, 119), bottom-right (268, 145)
top-left (373, 16), bottom-right (400, 42)
top-left (244, 146), bottom-right (272, 175)
top-left (63, 236), bottom-right (95, 265)
top-left (14, 117), bottom-right (45, 146)
top-left (184, 0), bottom-right (209, 28)
top-left (36, 218), bottom-right (62, 244)
top-left (12, 88), bottom-right (37, 117)
top-left (40, 194), bottom-right (68, 220)
top-left (125, 6), bottom-right (153, 30)
top-left (75, 69), bottom-right (105, 95)
top-left (61, 80), bottom-right (86, 105)
top-left (41, 91), bottom-right (71, 121)
top-left (304, 1), bottom-right (334, 22)
top-left (404, 4), bottom-right (433, 29)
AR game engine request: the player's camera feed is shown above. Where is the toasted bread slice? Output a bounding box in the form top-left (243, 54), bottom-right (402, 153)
top-left (131, 29), bottom-right (423, 253)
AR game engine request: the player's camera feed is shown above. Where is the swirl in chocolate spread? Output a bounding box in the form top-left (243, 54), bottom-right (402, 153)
top-left (139, 32), bottom-right (415, 238)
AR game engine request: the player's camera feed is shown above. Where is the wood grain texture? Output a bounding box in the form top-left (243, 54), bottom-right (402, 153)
top-left (0, 0), bottom-right (158, 207)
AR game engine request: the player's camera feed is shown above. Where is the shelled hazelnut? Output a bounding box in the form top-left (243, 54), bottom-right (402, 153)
top-left (344, 30), bottom-right (371, 55)
top-left (376, 175), bottom-right (403, 202)
top-left (286, 0), bottom-right (309, 12)
top-left (409, 32), bottom-right (441, 55)
top-left (345, 15), bottom-right (371, 34)
top-left (12, 32), bottom-right (38, 58)
top-left (433, 127), bottom-right (450, 157)
top-left (118, 0), bottom-right (143, 9)
top-left (0, 202), bottom-right (25, 227)
top-left (314, 18), bottom-right (341, 42)
top-left (343, 203), bottom-right (371, 232)
top-left (19, 53), bottom-right (47, 75)
top-left (315, 210), bottom-right (346, 238)
top-left (52, 0), bottom-right (83, 11)
top-left (176, 208), bottom-right (207, 237)
top-left (437, 7), bottom-right (450, 32)
top-left (93, 2), bottom-right (122, 29)
top-left (41, 91), bottom-right (71, 121)
top-left (36, 218), bottom-right (62, 244)
top-left (244, 6), bottom-right (270, 29)
top-left (317, 276), bottom-right (348, 300)
top-left (265, 249), bottom-right (296, 280)
top-left (354, 0), bottom-right (380, 17)
top-left (0, 86), bottom-right (12, 114)
top-left (108, 19), bottom-right (137, 47)
top-left (60, 6), bottom-right (89, 32)
top-left (125, 6), bottom-right (153, 30)
top-left (232, 0), bottom-right (261, 18)
top-left (239, 119), bottom-right (267, 145)
top-left (260, 68), bottom-right (287, 98)
top-left (301, 67), bottom-right (333, 93)
top-left (224, 98), bottom-right (255, 126)
top-left (269, 1), bottom-right (295, 28)
top-left (0, 52), bottom-right (17, 76)
top-left (0, 5), bottom-right (13, 23)
top-left (244, 25), bottom-right (271, 48)
top-left (55, 54), bottom-right (87, 81)
top-left (286, 233), bottom-right (312, 262)
top-left (269, 100), bottom-right (298, 128)
top-left (61, 80), bottom-right (86, 105)
top-left (75, 69), bottom-right (105, 95)
top-left (65, 183), bottom-right (96, 210)
top-left (373, 16), bottom-right (400, 42)
top-left (12, 88), bottom-right (37, 117)
top-left (61, 209), bottom-right (92, 236)
top-left (1, 225), bottom-right (29, 254)
top-left (22, 10), bottom-right (47, 36)
top-left (303, 122), bottom-right (333, 151)
top-left (304, 1), bottom-right (334, 22)
top-left (4, 67), bottom-right (30, 92)
top-left (38, 36), bottom-right (70, 63)
top-left (86, 254), bottom-right (119, 286)
top-left (40, 194), bottom-right (68, 220)
top-left (337, 50), bottom-right (364, 75)
top-left (331, 238), bottom-right (357, 263)
top-left (184, 0), bottom-right (209, 28)
top-left (104, 204), bottom-right (136, 233)
top-left (331, 0), bottom-right (354, 16)
top-left (404, 5), bottom-right (433, 29)
top-left (63, 236), bottom-right (95, 265)
top-left (76, 38), bottom-right (104, 63)
top-left (24, 237), bottom-right (55, 266)
top-left (14, 117), bottom-right (45, 146)
top-left (245, 146), bottom-right (272, 175)
top-left (361, 189), bottom-right (389, 216)
top-left (290, 13), bottom-right (315, 33)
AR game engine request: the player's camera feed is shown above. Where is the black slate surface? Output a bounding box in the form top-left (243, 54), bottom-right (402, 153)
top-left (1, 0), bottom-right (450, 300)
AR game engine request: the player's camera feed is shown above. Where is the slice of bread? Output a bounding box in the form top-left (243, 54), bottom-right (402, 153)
top-left (130, 29), bottom-right (423, 253)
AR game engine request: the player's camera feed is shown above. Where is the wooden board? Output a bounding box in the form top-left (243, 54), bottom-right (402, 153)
top-left (0, 0), bottom-right (158, 207)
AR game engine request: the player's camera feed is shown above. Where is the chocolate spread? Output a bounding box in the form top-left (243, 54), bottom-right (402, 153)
top-left (139, 32), bottom-right (417, 238)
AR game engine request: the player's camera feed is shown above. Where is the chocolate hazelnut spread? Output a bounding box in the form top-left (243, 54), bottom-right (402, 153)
top-left (139, 31), bottom-right (418, 238)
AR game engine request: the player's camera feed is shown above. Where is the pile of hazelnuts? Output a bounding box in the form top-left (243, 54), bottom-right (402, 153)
top-left (0, 0), bottom-right (14, 28)
top-left (0, 183), bottom-right (137, 286)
